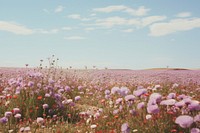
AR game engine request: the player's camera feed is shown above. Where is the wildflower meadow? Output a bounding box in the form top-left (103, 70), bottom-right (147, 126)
top-left (0, 58), bottom-right (199, 133)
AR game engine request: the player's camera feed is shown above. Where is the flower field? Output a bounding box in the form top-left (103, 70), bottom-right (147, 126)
top-left (0, 66), bottom-right (199, 133)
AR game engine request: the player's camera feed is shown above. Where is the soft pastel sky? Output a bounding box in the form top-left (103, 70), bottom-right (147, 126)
top-left (0, 0), bottom-right (200, 69)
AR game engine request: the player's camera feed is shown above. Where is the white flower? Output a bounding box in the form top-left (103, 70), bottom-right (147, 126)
top-left (90, 124), bottom-right (97, 129)
top-left (24, 126), bottom-right (31, 131)
top-left (146, 114), bottom-right (152, 120)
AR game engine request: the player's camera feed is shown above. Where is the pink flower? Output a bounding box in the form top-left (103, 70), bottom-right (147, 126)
top-left (14, 114), bottom-right (21, 119)
top-left (36, 117), bottom-right (44, 124)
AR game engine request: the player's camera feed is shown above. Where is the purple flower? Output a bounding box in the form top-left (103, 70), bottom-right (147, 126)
top-left (183, 98), bottom-right (192, 104)
top-left (75, 96), bottom-right (81, 101)
top-left (190, 128), bottom-right (200, 133)
top-left (105, 94), bottom-right (110, 99)
top-left (175, 100), bottom-right (185, 107)
top-left (111, 87), bottom-right (120, 94)
top-left (137, 102), bottom-right (145, 109)
top-left (113, 109), bottom-right (119, 115)
top-left (133, 89), bottom-right (147, 97)
top-left (167, 93), bottom-right (176, 99)
top-left (65, 86), bottom-right (71, 92)
top-left (129, 109), bottom-right (137, 115)
top-left (0, 117), bottom-right (8, 124)
top-left (149, 93), bottom-right (162, 104)
top-left (54, 93), bottom-right (61, 100)
top-left (69, 102), bottom-right (75, 106)
top-left (78, 86), bottom-right (83, 90)
top-left (116, 98), bottom-right (123, 104)
top-left (48, 78), bottom-right (54, 84)
top-left (194, 114), bottom-right (200, 122)
top-left (175, 115), bottom-right (193, 128)
top-left (177, 94), bottom-right (187, 100)
top-left (4, 111), bottom-right (12, 117)
top-left (137, 86), bottom-right (144, 90)
top-left (43, 104), bottom-right (49, 109)
top-left (160, 99), bottom-right (176, 106)
top-left (58, 89), bottom-right (64, 94)
top-left (125, 95), bottom-right (135, 101)
top-left (104, 90), bottom-right (110, 95)
top-left (28, 81), bottom-right (34, 87)
top-left (121, 123), bottom-right (130, 133)
top-left (119, 87), bottom-right (130, 96)
top-left (147, 104), bottom-right (159, 114)
top-left (188, 100), bottom-right (200, 111)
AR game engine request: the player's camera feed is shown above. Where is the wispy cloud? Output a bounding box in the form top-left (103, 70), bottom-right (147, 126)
top-left (95, 16), bottom-right (127, 28)
top-left (122, 28), bottom-right (134, 33)
top-left (90, 13), bottom-right (96, 17)
top-left (149, 18), bottom-right (200, 36)
top-left (62, 27), bottom-right (73, 30)
top-left (0, 21), bottom-right (34, 35)
top-left (55, 5), bottom-right (64, 13)
top-left (93, 5), bottom-right (150, 16)
top-left (43, 9), bottom-right (50, 13)
top-left (68, 14), bottom-right (92, 21)
top-left (84, 27), bottom-right (95, 31)
top-left (94, 5), bottom-right (127, 13)
top-left (68, 14), bottom-right (81, 19)
top-left (141, 16), bottom-right (167, 26)
top-left (176, 12), bottom-right (191, 18)
top-left (64, 36), bottom-right (86, 40)
top-left (36, 28), bottom-right (59, 34)
top-left (89, 15), bottom-right (165, 28)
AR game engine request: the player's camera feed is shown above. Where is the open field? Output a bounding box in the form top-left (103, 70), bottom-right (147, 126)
top-left (0, 67), bottom-right (199, 133)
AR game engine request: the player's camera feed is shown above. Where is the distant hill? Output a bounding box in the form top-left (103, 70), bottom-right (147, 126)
top-left (146, 68), bottom-right (190, 71)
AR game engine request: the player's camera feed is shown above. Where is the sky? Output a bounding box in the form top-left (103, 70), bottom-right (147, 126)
top-left (0, 0), bottom-right (200, 69)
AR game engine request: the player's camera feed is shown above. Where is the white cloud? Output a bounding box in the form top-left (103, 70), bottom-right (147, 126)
top-left (95, 16), bottom-right (127, 28)
top-left (68, 14), bottom-right (81, 19)
top-left (68, 14), bottom-right (92, 21)
top-left (43, 9), bottom-right (50, 13)
top-left (141, 16), bottom-right (167, 26)
top-left (93, 5), bottom-right (150, 16)
top-left (127, 19), bottom-right (140, 26)
top-left (93, 5), bottom-right (127, 13)
top-left (64, 36), bottom-right (86, 40)
top-left (62, 27), bottom-right (72, 30)
top-left (176, 12), bottom-right (191, 18)
top-left (0, 21), bottom-right (34, 35)
top-left (84, 27), bottom-right (95, 31)
top-left (55, 5), bottom-right (64, 13)
top-left (124, 6), bottom-right (150, 16)
top-left (149, 18), bottom-right (200, 36)
top-left (36, 28), bottom-right (59, 34)
top-left (90, 13), bottom-right (96, 17)
top-left (122, 29), bottom-right (134, 33)
top-left (92, 16), bottom-right (165, 28)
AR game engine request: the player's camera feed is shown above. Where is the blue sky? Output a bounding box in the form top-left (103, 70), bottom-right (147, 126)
top-left (0, 0), bottom-right (200, 69)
